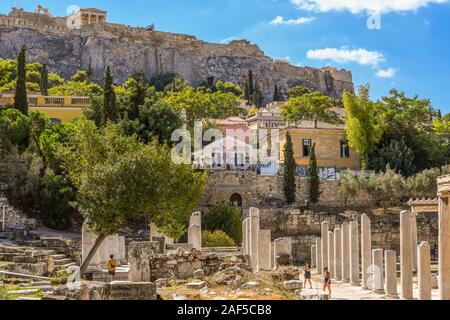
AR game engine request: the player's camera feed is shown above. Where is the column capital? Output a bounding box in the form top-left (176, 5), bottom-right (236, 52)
top-left (438, 175), bottom-right (450, 198)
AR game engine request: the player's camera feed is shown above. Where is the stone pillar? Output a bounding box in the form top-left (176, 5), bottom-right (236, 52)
top-left (315, 237), bottom-right (322, 274)
top-left (274, 237), bottom-right (292, 268)
top-left (411, 213), bottom-right (418, 271)
top-left (334, 228), bottom-right (342, 281)
top-left (328, 231), bottom-right (334, 279)
top-left (350, 220), bottom-right (360, 285)
top-left (311, 245), bottom-right (316, 268)
top-left (258, 230), bottom-right (271, 271)
top-left (249, 208), bottom-right (260, 270)
top-left (372, 249), bottom-right (384, 293)
top-left (385, 250), bottom-right (398, 298)
top-left (418, 241), bottom-right (432, 300)
top-left (361, 214), bottom-right (372, 289)
top-left (242, 218), bottom-right (249, 255)
top-left (119, 236), bottom-right (126, 262)
top-left (437, 175), bottom-right (450, 300)
top-left (188, 212), bottom-right (202, 250)
top-left (321, 221), bottom-right (329, 271)
top-left (128, 242), bottom-right (156, 282)
top-left (400, 210), bottom-right (414, 300)
top-left (81, 221), bottom-right (101, 270)
top-left (270, 242), bottom-right (275, 270)
top-left (341, 222), bottom-right (350, 282)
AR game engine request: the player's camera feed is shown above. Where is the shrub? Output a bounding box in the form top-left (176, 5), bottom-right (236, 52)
top-left (203, 203), bottom-right (242, 243)
top-left (202, 230), bottom-right (236, 248)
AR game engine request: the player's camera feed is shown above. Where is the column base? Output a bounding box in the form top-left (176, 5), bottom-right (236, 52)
top-left (384, 294), bottom-right (400, 299)
top-left (350, 282), bottom-right (361, 286)
top-left (372, 289), bottom-right (385, 294)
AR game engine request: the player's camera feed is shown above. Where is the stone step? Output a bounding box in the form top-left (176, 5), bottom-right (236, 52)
top-left (0, 270), bottom-right (51, 281)
top-left (23, 285), bottom-right (52, 292)
top-left (7, 289), bottom-right (39, 295)
top-left (53, 258), bottom-right (73, 266)
top-left (50, 254), bottom-right (67, 260)
top-left (58, 262), bottom-right (77, 269)
top-left (32, 281), bottom-right (52, 286)
top-left (15, 296), bottom-right (41, 300)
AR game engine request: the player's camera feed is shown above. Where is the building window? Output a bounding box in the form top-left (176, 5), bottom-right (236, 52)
top-left (212, 152), bottom-right (222, 168)
top-left (303, 139), bottom-right (312, 157)
top-left (340, 140), bottom-right (350, 158)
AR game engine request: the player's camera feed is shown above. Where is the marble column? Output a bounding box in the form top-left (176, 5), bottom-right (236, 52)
top-left (316, 237), bottom-right (322, 274)
top-left (437, 175), bottom-right (450, 300)
top-left (311, 244), bottom-right (316, 268)
top-left (321, 221), bottom-right (329, 271)
top-left (258, 230), bottom-right (272, 271)
top-left (361, 214), bottom-right (372, 289)
top-left (411, 213), bottom-right (418, 271)
top-left (328, 231), bottom-right (334, 279)
top-left (385, 250), bottom-right (399, 298)
top-left (334, 227), bottom-right (342, 281)
top-left (418, 241), bottom-right (432, 300)
top-left (372, 249), bottom-right (384, 293)
top-left (341, 222), bottom-right (350, 282)
top-left (350, 220), bottom-right (360, 285)
top-left (400, 210), bottom-right (414, 300)
top-left (249, 208), bottom-right (260, 270)
top-left (242, 218), bottom-right (248, 255)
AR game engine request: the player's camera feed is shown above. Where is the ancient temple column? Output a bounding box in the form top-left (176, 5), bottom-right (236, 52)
top-left (411, 213), bottom-right (418, 271)
top-left (350, 220), bottom-right (360, 285)
top-left (418, 241), bottom-right (432, 300)
top-left (361, 214), bottom-right (372, 289)
top-left (316, 237), bottom-right (322, 274)
top-left (242, 218), bottom-right (249, 255)
top-left (249, 208), bottom-right (260, 270)
top-left (328, 231), bottom-right (334, 279)
top-left (400, 210), bottom-right (414, 300)
top-left (437, 175), bottom-right (450, 300)
top-left (311, 244), bottom-right (316, 268)
top-left (341, 222), bottom-right (350, 282)
top-left (385, 250), bottom-right (399, 298)
top-left (372, 249), bottom-right (384, 293)
top-left (321, 221), bottom-right (329, 271)
top-left (334, 227), bottom-right (342, 281)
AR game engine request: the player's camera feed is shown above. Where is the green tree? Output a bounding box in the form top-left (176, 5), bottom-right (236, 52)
top-left (202, 230), bottom-right (236, 247)
top-left (287, 85), bottom-right (311, 98)
top-left (39, 123), bottom-right (77, 172)
top-left (101, 66), bottom-right (118, 126)
top-left (14, 46), bottom-right (28, 115)
top-left (215, 81), bottom-right (243, 97)
top-left (122, 75), bottom-right (147, 120)
top-left (59, 120), bottom-right (206, 275)
top-left (308, 143), bottom-right (320, 203)
top-left (273, 84), bottom-right (280, 102)
top-left (343, 85), bottom-right (383, 169)
top-left (149, 72), bottom-right (179, 91)
top-left (370, 140), bottom-right (416, 176)
top-left (248, 70), bottom-right (254, 98)
top-left (203, 203), bottom-right (242, 243)
top-left (28, 110), bottom-right (50, 153)
top-left (338, 170), bottom-right (360, 207)
top-left (71, 70), bottom-right (89, 83)
top-left (86, 58), bottom-right (93, 82)
top-left (0, 108), bottom-right (29, 153)
top-left (283, 132), bottom-right (296, 204)
top-left (47, 73), bottom-right (65, 88)
top-left (40, 64), bottom-right (49, 96)
top-left (282, 91), bottom-right (341, 124)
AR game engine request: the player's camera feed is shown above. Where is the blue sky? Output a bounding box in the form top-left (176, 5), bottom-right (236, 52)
top-left (1, 0), bottom-right (450, 113)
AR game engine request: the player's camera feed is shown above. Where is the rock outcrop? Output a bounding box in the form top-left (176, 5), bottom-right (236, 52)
top-left (0, 8), bottom-right (354, 102)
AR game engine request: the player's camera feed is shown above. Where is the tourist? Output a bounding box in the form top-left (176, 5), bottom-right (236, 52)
top-left (107, 254), bottom-right (117, 282)
top-left (323, 267), bottom-right (331, 297)
top-left (303, 263), bottom-right (312, 289)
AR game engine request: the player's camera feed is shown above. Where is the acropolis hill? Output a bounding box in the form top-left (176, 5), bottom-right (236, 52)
top-left (0, 6), bottom-right (354, 102)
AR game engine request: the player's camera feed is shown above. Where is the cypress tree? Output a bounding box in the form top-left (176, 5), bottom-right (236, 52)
top-left (244, 82), bottom-right (250, 106)
top-left (273, 84), bottom-right (280, 102)
top-left (40, 64), bottom-right (49, 96)
top-left (308, 143), bottom-right (321, 204)
top-left (14, 46), bottom-right (28, 115)
top-left (283, 132), bottom-right (296, 204)
top-left (86, 58), bottom-right (93, 83)
top-left (101, 66), bottom-right (118, 126)
top-left (248, 70), bottom-right (254, 97)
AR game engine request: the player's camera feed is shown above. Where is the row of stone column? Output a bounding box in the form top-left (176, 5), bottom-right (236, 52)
top-left (242, 208), bottom-right (292, 271)
top-left (311, 211), bottom-right (434, 299)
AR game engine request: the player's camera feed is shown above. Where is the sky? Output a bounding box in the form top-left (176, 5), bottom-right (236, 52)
top-left (1, 0), bottom-right (450, 113)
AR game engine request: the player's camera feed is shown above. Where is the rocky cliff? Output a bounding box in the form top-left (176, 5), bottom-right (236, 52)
top-left (0, 9), bottom-right (354, 102)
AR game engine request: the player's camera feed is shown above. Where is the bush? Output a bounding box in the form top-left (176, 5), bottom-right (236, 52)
top-left (202, 230), bottom-right (236, 248)
top-left (203, 203), bottom-right (242, 243)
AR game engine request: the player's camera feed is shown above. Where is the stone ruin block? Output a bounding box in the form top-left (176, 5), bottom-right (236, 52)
top-left (128, 241), bottom-right (158, 282)
top-left (109, 281), bottom-right (157, 300)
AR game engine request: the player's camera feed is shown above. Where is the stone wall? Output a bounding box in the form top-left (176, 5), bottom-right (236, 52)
top-left (201, 171), bottom-right (363, 209)
top-left (0, 10), bottom-right (354, 102)
top-left (254, 208), bottom-right (439, 264)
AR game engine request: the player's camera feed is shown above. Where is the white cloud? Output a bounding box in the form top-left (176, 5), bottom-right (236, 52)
top-left (269, 16), bottom-right (315, 25)
top-left (291, 0), bottom-right (448, 14)
top-left (306, 47), bottom-right (385, 66)
top-left (375, 68), bottom-right (399, 78)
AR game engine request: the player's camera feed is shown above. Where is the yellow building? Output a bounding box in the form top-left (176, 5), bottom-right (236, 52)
top-left (279, 111), bottom-right (361, 170)
top-left (0, 93), bottom-right (90, 123)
